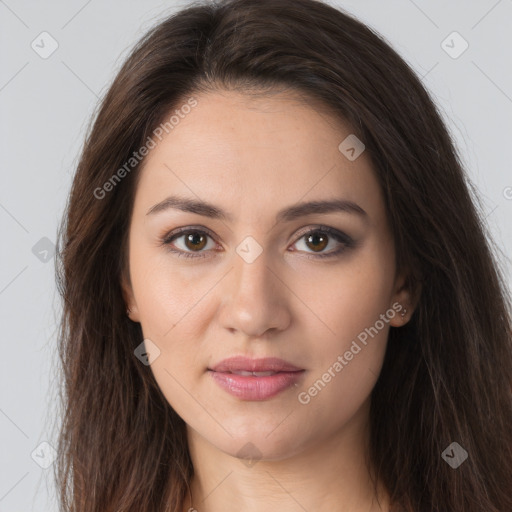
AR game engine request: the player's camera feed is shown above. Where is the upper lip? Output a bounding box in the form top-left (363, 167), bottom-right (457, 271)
top-left (209, 356), bottom-right (304, 373)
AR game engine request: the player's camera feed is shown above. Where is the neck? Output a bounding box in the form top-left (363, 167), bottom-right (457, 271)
top-left (182, 399), bottom-right (390, 512)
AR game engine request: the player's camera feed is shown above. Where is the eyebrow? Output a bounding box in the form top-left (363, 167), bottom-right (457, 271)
top-left (146, 194), bottom-right (368, 223)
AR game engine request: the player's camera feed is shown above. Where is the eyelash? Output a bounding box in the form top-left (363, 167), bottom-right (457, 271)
top-left (159, 225), bottom-right (355, 260)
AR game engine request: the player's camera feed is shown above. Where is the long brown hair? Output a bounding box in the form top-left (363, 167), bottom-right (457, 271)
top-left (53, 0), bottom-right (512, 510)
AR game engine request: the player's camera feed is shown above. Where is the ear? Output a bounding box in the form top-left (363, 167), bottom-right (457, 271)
top-left (121, 269), bottom-right (140, 322)
top-left (388, 267), bottom-right (421, 327)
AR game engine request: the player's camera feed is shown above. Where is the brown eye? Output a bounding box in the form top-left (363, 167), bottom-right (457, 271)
top-left (162, 228), bottom-right (217, 259)
top-left (305, 232), bottom-right (328, 252)
top-left (183, 231), bottom-right (208, 251)
top-left (292, 227), bottom-right (355, 258)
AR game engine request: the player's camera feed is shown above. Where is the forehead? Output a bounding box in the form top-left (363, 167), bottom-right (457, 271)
top-left (133, 89), bottom-right (383, 225)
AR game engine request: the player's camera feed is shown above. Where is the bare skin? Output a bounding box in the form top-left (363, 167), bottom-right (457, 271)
top-left (123, 88), bottom-right (416, 512)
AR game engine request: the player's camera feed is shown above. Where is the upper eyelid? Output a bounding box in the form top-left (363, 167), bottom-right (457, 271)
top-left (163, 225), bottom-right (350, 248)
top-left (163, 226), bottom-right (217, 244)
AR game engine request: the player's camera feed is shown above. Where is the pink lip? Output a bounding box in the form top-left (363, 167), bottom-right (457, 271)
top-left (210, 356), bottom-right (303, 373)
top-left (208, 356), bottom-right (305, 400)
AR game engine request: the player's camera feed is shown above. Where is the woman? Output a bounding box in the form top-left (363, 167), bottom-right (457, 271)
top-left (54, 0), bottom-right (512, 510)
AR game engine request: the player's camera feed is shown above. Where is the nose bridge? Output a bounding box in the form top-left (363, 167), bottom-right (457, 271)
top-left (219, 237), bottom-right (290, 337)
top-left (234, 241), bottom-right (272, 293)
top-left (229, 235), bottom-right (276, 305)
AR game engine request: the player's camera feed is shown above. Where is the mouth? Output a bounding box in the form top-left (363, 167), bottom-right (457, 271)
top-left (209, 355), bottom-right (304, 373)
top-left (219, 370), bottom-right (284, 376)
top-left (207, 356), bottom-right (305, 400)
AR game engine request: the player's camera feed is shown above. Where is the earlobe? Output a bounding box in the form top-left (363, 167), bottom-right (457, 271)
top-left (389, 300), bottom-right (409, 327)
top-left (124, 299), bottom-right (140, 322)
top-left (121, 272), bottom-right (140, 321)
top-left (389, 269), bottom-right (422, 327)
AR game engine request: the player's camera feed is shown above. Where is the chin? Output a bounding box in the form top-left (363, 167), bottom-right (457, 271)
top-left (204, 420), bottom-right (309, 463)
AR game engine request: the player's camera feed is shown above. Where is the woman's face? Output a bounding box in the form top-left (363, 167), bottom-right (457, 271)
top-left (123, 89), bottom-right (411, 460)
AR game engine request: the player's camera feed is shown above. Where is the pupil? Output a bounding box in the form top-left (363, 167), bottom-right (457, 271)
top-left (307, 233), bottom-right (327, 252)
top-left (186, 232), bottom-right (206, 250)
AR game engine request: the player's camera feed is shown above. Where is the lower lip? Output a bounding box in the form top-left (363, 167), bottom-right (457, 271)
top-left (208, 370), bottom-right (305, 400)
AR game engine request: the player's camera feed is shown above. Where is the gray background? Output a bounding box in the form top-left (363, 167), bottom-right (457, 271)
top-left (1, 0), bottom-right (511, 510)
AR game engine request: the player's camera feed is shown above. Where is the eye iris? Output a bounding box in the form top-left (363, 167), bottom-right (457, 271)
top-left (306, 232), bottom-right (328, 252)
top-left (185, 232), bottom-right (207, 251)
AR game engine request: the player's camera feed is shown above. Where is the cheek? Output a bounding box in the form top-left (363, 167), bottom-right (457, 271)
top-left (130, 243), bottom-right (217, 339)
top-left (294, 240), bottom-right (395, 351)
top-left (130, 245), bottom-right (221, 405)
top-left (292, 242), bottom-right (395, 403)
top-left (129, 247), bottom-right (213, 418)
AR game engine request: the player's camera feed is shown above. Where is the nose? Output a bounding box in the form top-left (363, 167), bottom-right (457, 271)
top-left (218, 243), bottom-right (291, 339)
